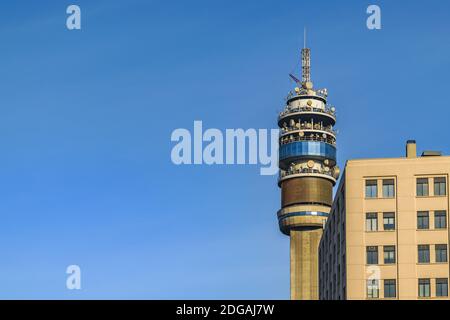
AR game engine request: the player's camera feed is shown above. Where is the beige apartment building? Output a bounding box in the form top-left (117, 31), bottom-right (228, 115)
top-left (319, 141), bottom-right (450, 300)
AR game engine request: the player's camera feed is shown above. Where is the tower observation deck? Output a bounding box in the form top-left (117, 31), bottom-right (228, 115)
top-left (277, 47), bottom-right (339, 300)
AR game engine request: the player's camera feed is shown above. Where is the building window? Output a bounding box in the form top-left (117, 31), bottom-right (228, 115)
top-left (382, 179), bottom-right (395, 198)
top-left (417, 178), bottom-right (429, 197)
top-left (365, 180), bottom-right (378, 198)
top-left (417, 211), bottom-right (429, 230)
top-left (434, 177), bottom-right (447, 196)
top-left (367, 279), bottom-right (379, 298)
top-left (436, 279), bottom-right (448, 297)
top-left (384, 279), bottom-right (396, 298)
top-left (383, 213), bottom-right (395, 230)
top-left (418, 245), bottom-right (430, 263)
top-left (366, 213), bottom-right (378, 232)
top-left (436, 244), bottom-right (448, 263)
top-left (384, 246), bottom-right (396, 264)
top-left (419, 279), bottom-right (431, 298)
top-left (367, 246), bottom-right (378, 265)
top-left (435, 211), bottom-right (447, 229)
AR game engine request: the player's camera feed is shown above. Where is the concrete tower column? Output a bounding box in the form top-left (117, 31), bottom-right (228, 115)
top-left (290, 229), bottom-right (323, 300)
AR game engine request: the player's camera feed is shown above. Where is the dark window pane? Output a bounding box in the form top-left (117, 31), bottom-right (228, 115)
top-left (384, 279), bottom-right (396, 298)
top-left (417, 212), bottom-right (429, 229)
top-left (367, 246), bottom-right (378, 265)
top-left (434, 177), bottom-right (447, 196)
top-left (419, 279), bottom-right (430, 297)
top-left (383, 213), bottom-right (395, 230)
top-left (382, 179), bottom-right (395, 198)
top-left (366, 180), bottom-right (378, 198)
top-left (384, 246), bottom-right (396, 264)
top-left (435, 211), bottom-right (447, 229)
top-left (417, 178), bottom-right (429, 197)
top-left (437, 279), bottom-right (448, 297)
top-left (418, 245), bottom-right (430, 263)
top-left (436, 244), bottom-right (448, 263)
top-left (366, 213), bottom-right (378, 231)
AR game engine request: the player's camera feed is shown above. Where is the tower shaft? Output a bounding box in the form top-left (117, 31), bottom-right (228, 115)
top-left (290, 229), bottom-right (323, 300)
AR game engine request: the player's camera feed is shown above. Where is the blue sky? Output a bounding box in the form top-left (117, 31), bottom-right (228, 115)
top-left (0, 0), bottom-right (449, 299)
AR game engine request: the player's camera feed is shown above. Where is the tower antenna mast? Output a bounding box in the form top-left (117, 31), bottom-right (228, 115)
top-left (301, 28), bottom-right (311, 85)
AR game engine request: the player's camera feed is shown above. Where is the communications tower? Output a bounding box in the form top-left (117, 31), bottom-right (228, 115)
top-left (277, 46), bottom-right (339, 300)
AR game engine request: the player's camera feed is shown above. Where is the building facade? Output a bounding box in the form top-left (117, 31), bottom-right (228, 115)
top-left (319, 141), bottom-right (450, 300)
top-left (277, 47), bottom-right (340, 300)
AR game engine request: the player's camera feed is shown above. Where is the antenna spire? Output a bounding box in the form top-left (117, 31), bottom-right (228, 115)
top-left (301, 46), bottom-right (311, 84)
top-left (301, 27), bottom-right (311, 84)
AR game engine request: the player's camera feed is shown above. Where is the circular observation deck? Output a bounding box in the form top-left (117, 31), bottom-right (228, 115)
top-left (278, 170), bottom-right (337, 187)
top-left (278, 108), bottom-right (336, 127)
top-left (280, 128), bottom-right (337, 140)
top-left (277, 204), bottom-right (330, 235)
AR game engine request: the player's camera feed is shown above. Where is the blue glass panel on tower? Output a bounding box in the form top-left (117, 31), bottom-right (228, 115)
top-left (279, 141), bottom-right (336, 167)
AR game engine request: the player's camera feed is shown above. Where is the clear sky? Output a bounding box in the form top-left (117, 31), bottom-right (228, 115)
top-left (0, 0), bottom-right (449, 299)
